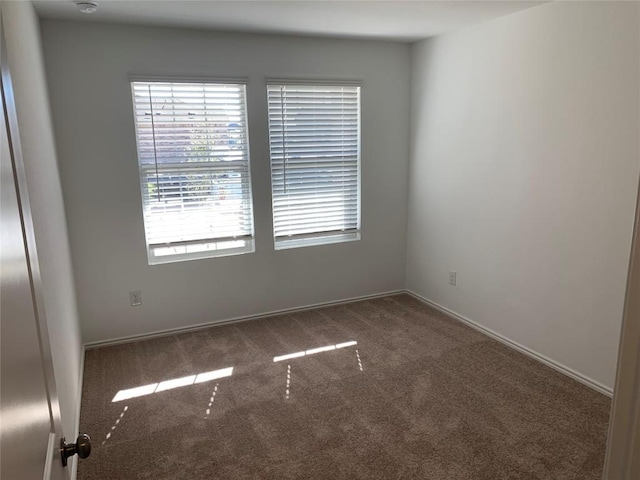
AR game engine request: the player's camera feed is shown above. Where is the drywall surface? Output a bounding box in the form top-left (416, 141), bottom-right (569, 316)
top-left (2, 2), bottom-right (83, 442)
top-left (40, 21), bottom-right (411, 343)
top-left (408, 1), bottom-right (640, 391)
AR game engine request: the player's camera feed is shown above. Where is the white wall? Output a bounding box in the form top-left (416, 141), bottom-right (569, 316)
top-left (2, 1), bottom-right (83, 444)
top-left (40, 21), bottom-right (411, 344)
top-left (407, 1), bottom-right (640, 392)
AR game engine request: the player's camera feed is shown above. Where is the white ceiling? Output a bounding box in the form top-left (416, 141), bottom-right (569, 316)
top-left (33, 0), bottom-right (545, 42)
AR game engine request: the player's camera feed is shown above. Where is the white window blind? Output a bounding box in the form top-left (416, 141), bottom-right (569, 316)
top-left (267, 83), bottom-right (361, 249)
top-left (131, 81), bottom-right (254, 264)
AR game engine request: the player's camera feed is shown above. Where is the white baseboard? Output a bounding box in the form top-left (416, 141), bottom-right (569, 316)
top-left (84, 289), bottom-right (405, 350)
top-left (405, 290), bottom-right (613, 397)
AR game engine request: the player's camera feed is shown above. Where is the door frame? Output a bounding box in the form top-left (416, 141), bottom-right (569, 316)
top-left (603, 172), bottom-right (640, 479)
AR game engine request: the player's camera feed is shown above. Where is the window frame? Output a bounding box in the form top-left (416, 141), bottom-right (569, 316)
top-left (266, 79), bottom-right (362, 250)
top-left (130, 77), bottom-right (255, 265)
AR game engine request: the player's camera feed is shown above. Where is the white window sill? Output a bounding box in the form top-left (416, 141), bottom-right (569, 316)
top-left (274, 232), bottom-right (360, 250)
top-left (147, 239), bottom-right (255, 265)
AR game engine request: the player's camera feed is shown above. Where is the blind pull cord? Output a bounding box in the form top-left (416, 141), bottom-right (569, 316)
top-left (147, 84), bottom-right (161, 202)
top-left (280, 85), bottom-right (288, 194)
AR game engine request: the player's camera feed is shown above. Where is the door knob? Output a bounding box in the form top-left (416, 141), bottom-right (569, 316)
top-left (60, 433), bottom-right (91, 467)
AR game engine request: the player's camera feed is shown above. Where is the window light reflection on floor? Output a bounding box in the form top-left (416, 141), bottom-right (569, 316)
top-left (102, 405), bottom-right (128, 445)
top-left (273, 341), bottom-right (358, 362)
top-left (112, 367), bottom-right (233, 402)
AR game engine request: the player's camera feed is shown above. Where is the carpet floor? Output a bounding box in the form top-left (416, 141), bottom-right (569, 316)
top-left (78, 294), bottom-right (611, 479)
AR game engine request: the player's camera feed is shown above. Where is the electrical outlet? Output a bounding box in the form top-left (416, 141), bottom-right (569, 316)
top-left (130, 290), bottom-right (142, 306)
top-left (449, 271), bottom-right (457, 286)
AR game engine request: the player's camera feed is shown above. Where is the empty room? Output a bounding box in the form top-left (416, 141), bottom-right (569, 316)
top-left (1, 0), bottom-right (639, 479)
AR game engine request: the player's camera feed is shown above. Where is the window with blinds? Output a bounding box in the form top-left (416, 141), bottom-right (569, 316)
top-left (131, 81), bottom-right (254, 264)
top-left (267, 83), bottom-right (361, 249)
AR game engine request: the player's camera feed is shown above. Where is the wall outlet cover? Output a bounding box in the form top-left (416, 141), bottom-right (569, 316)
top-left (130, 290), bottom-right (142, 306)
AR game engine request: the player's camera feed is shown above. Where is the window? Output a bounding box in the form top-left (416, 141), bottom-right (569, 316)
top-left (131, 81), bottom-right (254, 264)
top-left (267, 82), bottom-right (361, 249)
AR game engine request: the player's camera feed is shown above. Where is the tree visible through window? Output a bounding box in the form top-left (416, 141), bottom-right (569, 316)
top-left (131, 81), bottom-right (254, 264)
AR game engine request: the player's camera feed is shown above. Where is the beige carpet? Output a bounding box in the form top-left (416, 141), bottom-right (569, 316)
top-left (78, 294), bottom-right (611, 479)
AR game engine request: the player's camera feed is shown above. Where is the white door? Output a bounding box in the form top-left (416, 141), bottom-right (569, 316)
top-left (0, 18), bottom-right (80, 480)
